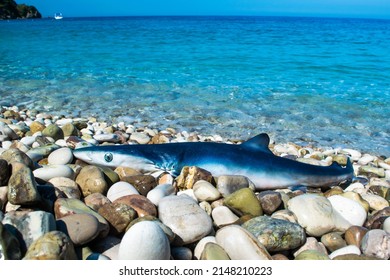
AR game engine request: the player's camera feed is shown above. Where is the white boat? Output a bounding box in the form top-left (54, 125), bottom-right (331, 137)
top-left (54, 13), bottom-right (63, 20)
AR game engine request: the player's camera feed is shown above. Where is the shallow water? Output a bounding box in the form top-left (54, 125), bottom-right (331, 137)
top-left (1, 16), bottom-right (389, 155)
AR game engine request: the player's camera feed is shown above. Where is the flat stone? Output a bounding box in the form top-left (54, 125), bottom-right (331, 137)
top-left (54, 198), bottom-right (109, 238)
top-left (122, 175), bottom-right (156, 196)
top-left (114, 194), bottom-right (157, 217)
top-left (344, 226), bottom-right (369, 247)
top-left (328, 195), bottom-right (367, 226)
top-left (176, 166), bottom-right (213, 190)
top-left (212, 206), bottom-right (239, 227)
top-left (48, 177), bottom-right (82, 199)
top-left (2, 210), bottom-right (56, 252)
top-left (98, 202), bottom-right (137, 235)
top-left (224, 188), bottom-right (262, 217)
top-left (158, 195), bottom-right (213, 245)
top-left (361, 229), bottom-right (390, 260)
top-left (8, 164), bottom-right (41, 205)
top-left (23, 231), bottom-right (77, 260)
top-left (257, 191), bottom-right (282, 215)
top-left (129, 132), bottom-right (151, 144)
top-left (84, 193), bottom-right (111, 211)
top-left (320, 232), bottom-right (347, 252)
top-left (193, 180), bottom-right (221, 202)
top-left (106, 181), bottom-right (139, 202)
top-left (200, 242), bottom-right (230, 260)
top-left (294, 250), bottom-right (330, 260)
top-left (293, 237), bottom-right (327, 257)
top-left (48, 147), bottom-right (74, 165)
top-left (114, 166), bottom-right (142, 180)
top-left (359, 166), bottom-right (385, 178)
top-left (361, 193), bottom-right (389, 211)
top-left (216, 175), bottom-right (251, 197)
top-left (118, 221), bottom-right (170, 260)
top-left (329, 245), bottom-right (360, 259)
top-left (0, 221), bottom-right (22, 260)
top-left (33, 165), bottom-right (75, 181)
top-left (146, 183), bottom-right (176, 206)
top-left (76, 165), bottom-right (108, 197)
top-left (215, 225), bottom-right (272, 260)
top-left (93, 133), bottom-right (121, 143)
top-left (56, 213), bottom-right (100, 246)
top-left (287, 194), bottom-right (351, 237)
top-left (242, 216), bottom-right (306, 252)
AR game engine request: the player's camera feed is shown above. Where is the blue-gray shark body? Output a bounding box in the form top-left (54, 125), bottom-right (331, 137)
top-left (73, 133), bottom-right (354, 190)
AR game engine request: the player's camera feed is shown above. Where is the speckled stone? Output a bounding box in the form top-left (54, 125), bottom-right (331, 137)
top-left (122, 175), bottom-right (156, 196)
top-left (23, 231), bottom-right (77, 260)
top-left (257, 191), bottom-right (282, 215)
top-left (76, 165), bottom-right (108, 197)
top-left (114, 166), bottom-right (142, 180)
top-left (114, 194), bottom-right (157, 217)
top-left (364, 207), bottom-right (390, 229)
top-left (1, 148), bottom-right (34, 169)
top-left (242, 216), bottom-right (306, 252)
top-left (361, 193), bottom-right (389, 211)
top-left (294, 250), bottom-right (330, 260)
top-left (216, 175), bottom-right (251, 197)
top-left (118, 221), bottom-right (170, 260)
top-left (344, 226), bottom-right (369, 247)
top-left (215, 225), bottom-right (272, 260)
top-left (361, 229), bottom-right (390, 260)
top-left (54, 198), bottom-right (109, 238)
top-left (176, 166), bottom-right (213, 190)
top-left (84, 193), bottom-right (111, 211)
top-left (0, 159), bottom-right (10, 186)
top-left (200, 242), bottom-right (230, 260)
top-left (320, 232), bottom-right (347, 252)
top-left (0, 221), bottom-right (22, 260)
top-left (7, 163), bottom-right (41, 205)
top-left (56, 213), bottom-right (100, 246)
top-left (224, 188), bottom-right (263, 217)
top-left (98, 202), bottom-right (137, 235)
top-left (48, 177), bottom-right (82, 199)
top-left (2, 210), bottom-right (56, 252)
top-left (158, 195), bottom-right (213, 245)
top-left (293, 237), bottom-right (327, 257)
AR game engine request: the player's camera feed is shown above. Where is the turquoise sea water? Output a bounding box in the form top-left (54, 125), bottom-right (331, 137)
top-left (1, 16), bottom-right (389, 155)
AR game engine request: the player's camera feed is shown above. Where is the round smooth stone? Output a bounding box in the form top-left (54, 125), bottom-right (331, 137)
top-left (329, 245), bottom-right (360, 259)
top-left (93, 133), bottom-right (120, 143)
top-left (384, 217), bottom-right (390, 234)
top-left (294, 250), bottom-right (330, 260)
top-left (200, 242), bottom-right (230, 260)
top-left (23, 231), bottom-right (77, 260)
top-left (339, 192), bottom-right (370, 212)
top-left (212, 206), bottom-right (239, 227)
top-left (224, 188), bottom-right (263, 217)
top-left (257, 191), bottom-right (282, 215)
top-left (328, 195), bottom-right (367, 226)
top-left (194, 236), bottom-right (217, 260)
top-left (118, 221), bottom-right (170, 260)
top-left (48, 147), bottom-right (74, 165)
top-left (75, 165), bottom-right (108, 197)
top-left (215, 225), bottom-right (272, 260)
top-left (84, 193), bottom-right (111, 211)
top-left (130, 132), bottom-right (150, 144)
top-left (361, 194), bottom-right (389, 211)
top-left (122, 175), bottom-right (156, 196)
top-left (242, 216), bottom-right (306, 252)
top-left (216, 175), bottom-right (250, 197)
top-left (146, 184), bottom-right (176, 206)
top-left (361, 229), bottom-right (390, 260)
top-left (106, 182), bottom-right (139, 202)
top-left (33, 165), bottom-right (75, 181)
top-left (171, 247), bottom-right (193, 260)
top-left (20, 136), bottom-right (36, 146)
top-left (98, 202), bottom-right (137, 235)
top-left (56, 213), bottom-right (100, 246)
top-left (320, 232), bottom-right (347, 252)
top-left (114, 194), bottom-right (157, 217)
top-left (158, 195), bottom-right (213, 245)
top-left (287, 194), bottom-right (351, 237)
top-left (193, 180), bottom-right (221, 202)
top-left (344, 226), bottom-right (369, 247)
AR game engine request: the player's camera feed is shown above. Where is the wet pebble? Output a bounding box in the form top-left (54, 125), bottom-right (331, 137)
top-left (344, 226), bottom-right (369, 247)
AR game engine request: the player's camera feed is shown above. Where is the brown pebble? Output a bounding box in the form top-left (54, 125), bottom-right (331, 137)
top-left (364, 207), bottom-right (390, 229)
top-left (122, 175), bottom-right (157, 196)
top-left (344, 226), bottom-right (369, 247)
top-left (114, 166), bottom-right (142, 180)
top-left (84, 193), bottom-right (111, 211)
top-left (98, 202), bottom-right (137, 235)
top-left (113, 194), bottom-right (157, 217)
top-left (257, 191), bottom-right (282, 215)
top-left (320, 232), bottom-right (346, 252)
top-left (176, 166), bottom-right (213, 190)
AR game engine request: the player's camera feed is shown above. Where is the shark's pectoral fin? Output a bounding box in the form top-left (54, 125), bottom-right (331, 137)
top-left (241, 133), bottom-right (273, 154)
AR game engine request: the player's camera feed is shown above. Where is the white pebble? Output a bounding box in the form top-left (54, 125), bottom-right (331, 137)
top-left (106, 182), bottom-right (139, 202)
top-left (146, 184), bottom-right (176, 206)
top-left (193, 180), bottom-right (221, 202)
top-left (329, 245), bottom-right (361, 259)
top-left (48, 147), bottom-right (74, 165)
top-left (33, 165), bottom-right (75, 181)
top-left (383, 217), bottom-right (390, 234)
top-left (212, 206), bottom-right (239, 226)
top-left (194, 236), bottom-right (217, 260)
top-left (328, 195), bottom-right (367, 226)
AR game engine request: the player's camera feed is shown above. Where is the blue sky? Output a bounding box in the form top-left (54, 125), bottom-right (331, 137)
top-left (25, 0), bottom-right (390, 19)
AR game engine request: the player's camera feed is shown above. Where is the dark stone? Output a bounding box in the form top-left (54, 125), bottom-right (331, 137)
top-left (364, 207), bottom-right (390, 229)
top-left (257, 190), bottom-right (282, 215)
top-left (122, 175), bottom-right (157, 196)
top-left (0, 159), bottom-right (10, 185)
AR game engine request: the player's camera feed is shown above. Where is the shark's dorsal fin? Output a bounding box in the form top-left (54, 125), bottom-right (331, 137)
top-left (241, 133), bottom-right (273, 154)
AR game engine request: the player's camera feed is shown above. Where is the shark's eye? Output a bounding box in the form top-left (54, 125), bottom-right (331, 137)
top-left (104, 153), bottom-right (113, 163)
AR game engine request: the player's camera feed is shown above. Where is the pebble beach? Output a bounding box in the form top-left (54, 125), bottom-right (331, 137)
top-left (0, 105), bottom-right (389, 260)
